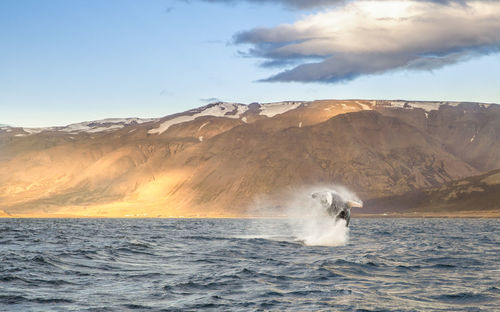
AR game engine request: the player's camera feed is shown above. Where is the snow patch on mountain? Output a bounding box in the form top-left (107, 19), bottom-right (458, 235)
top-left (470, 133), bottom-right (477, 142)
top-left (61, 118), bottom-right (156, 133)
top-left (22, 128), bottom-right (47, 134)
top-left (376, 101), bottom-right (462, 112)
top-left (86, 124), bottom-right (127, 133)
top-left (341, 103), bottom-right (356, 110)
top-left (20, 118), bottom-right (156, 135)
top-left (198, 122), bottom-right (210, 132)
top-left (258, 101), bottom-right (304, 117)
top-left (148, 101), bottom-right (307, 135)
top-left (356, 101), bottom-right (372, 110)
top-left (148, 102), bottom-right (248, 135)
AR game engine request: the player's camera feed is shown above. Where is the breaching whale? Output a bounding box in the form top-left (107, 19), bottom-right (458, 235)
top-left (311, 191), bottom-right (363, 227)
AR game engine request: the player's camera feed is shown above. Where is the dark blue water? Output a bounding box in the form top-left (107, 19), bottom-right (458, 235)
top-left (0, 218), bottom-right (499, 311)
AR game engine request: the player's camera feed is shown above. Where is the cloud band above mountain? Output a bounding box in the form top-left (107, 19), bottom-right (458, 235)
top-left (197, 0), bottom-right (500, 10)
top-left (232, 0), bottom-right (500, 83)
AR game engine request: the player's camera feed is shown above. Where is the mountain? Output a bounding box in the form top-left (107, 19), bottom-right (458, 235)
top-left (0, 100), bottom-right (499, 217)
top-left (362, 169), bottom-right (500, 217)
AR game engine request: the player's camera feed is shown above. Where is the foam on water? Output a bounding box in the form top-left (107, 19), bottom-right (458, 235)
top-left (283, 186), bottom-right (361, 246)
top-left (294, 217), bottom-right (349, 247)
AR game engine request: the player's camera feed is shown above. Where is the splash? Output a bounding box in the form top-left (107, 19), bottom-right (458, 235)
top-left (248, 185), bottom-right (361, 246)
top-left (284, 186), bottom-right (361, 246)
top-left (290, 213), bottom-right (349, 247)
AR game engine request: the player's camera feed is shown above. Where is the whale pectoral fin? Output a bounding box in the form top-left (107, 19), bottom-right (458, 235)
top-left (346, 200), bottom-right (363, 208)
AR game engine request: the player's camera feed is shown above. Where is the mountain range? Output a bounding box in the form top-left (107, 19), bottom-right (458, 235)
top-left (1, 100), bottom-right (499, 217)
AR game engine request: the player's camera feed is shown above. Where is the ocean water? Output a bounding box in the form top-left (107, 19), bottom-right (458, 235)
top-left (0, 218), bottom-right (499, 311)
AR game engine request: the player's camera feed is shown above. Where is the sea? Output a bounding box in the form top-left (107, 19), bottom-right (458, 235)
top-left (0, 218), bottom-right (499, 311)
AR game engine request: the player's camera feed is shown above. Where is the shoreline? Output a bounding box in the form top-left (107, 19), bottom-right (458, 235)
top-left (353, 210), bottom-right (500, 218)
top-left (1, 211), bottom-right (499, 219)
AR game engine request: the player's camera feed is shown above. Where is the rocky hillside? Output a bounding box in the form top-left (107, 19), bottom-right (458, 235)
top-left (363, 169), bottom-right (500, 216)
top-left (0, 100), bottom-right (498, 217)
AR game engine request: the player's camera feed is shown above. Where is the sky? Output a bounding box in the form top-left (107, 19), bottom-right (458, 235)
top-left (1, 0), bottom-right (500, 127)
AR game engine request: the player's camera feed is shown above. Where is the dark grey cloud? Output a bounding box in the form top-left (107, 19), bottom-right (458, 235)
top-left (233, 1), bottom-right (500, 83)
top-left (261, 51), bottom-right (477, 83)
top-left (200, 97), bottom-right (222, 103)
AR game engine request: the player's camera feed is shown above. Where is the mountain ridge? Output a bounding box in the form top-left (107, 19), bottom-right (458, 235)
top-left (1, 99), bottom-right (499, 217)
top-left (2, 99), bottom-right (496, 134)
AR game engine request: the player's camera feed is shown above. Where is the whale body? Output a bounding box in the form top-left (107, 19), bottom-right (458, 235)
top-left (311, 191), bottom-right (362, 227)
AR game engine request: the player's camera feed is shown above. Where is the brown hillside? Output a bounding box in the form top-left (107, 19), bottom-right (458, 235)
top-left (363, 169), bottom-right (500, 215)
top-left (0, 100), bottom-right (498, 217)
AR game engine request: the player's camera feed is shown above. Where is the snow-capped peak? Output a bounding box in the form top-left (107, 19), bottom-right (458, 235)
top-left (375, 100), bottom-right (462, 112)
top-left (258, 101), bottom-right (305, 118)
top-left (60, 118), bottom-right (156, 133)
top-left (148, 102), bottom-right (248, 135)
top-left (20, 118), bottom-right (157, 135)
top-left (147, 101), bottom-right (307, 135)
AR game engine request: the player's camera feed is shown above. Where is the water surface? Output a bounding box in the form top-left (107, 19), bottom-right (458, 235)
top-left (0, 218), bottom-right (498, 311)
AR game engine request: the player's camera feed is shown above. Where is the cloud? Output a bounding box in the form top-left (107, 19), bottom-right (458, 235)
top-left (191, 0), bottom-right (497, 10)
top-left (233, 1), bottom-right (500, 83)
top-left (200, 97), bottom-right (222, 103)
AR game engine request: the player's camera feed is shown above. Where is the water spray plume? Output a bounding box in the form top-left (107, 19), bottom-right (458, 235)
top-left (250, 185), bottom-right (362, 247)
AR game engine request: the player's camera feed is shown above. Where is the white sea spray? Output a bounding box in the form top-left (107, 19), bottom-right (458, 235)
top-left (248, 185), bottom-right (362, 246)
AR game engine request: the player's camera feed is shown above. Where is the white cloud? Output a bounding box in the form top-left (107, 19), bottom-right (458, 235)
top-left (234, 1), bottom-right (500, 82)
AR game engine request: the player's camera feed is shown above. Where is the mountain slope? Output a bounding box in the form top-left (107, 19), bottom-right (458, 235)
top-left (161, 110), bottom-right (479, 214)
top-left (363, 169), bottom-right (500, 216)
top-left (378, 102), bottom-right (500, 171)
top-left (0, 100), bottom-right (498, 217)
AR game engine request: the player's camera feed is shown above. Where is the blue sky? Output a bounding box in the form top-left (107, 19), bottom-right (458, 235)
top-left (1, 0), bottom-right (499, 127)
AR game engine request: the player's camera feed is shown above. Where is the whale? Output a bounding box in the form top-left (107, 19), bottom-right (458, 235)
top-left (311, 191), bottom-right (363, 227)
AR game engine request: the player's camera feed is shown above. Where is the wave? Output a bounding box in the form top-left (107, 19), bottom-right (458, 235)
top-left (0, 218), bottom-right (497, 311)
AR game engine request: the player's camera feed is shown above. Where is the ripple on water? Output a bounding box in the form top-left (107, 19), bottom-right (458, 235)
top-left (0, 218), bottom-right (498, 311)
